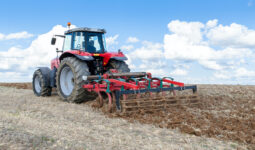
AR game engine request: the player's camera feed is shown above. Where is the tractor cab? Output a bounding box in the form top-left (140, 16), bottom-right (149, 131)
top-left (52, 27), bottom-right (107, 53)
top-left (64, 28), bottom-right (106, 53)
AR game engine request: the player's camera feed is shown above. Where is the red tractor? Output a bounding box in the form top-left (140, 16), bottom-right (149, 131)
top-left (33, 25), bottom-right (130, 103)
top-left (33, 23), bottom-right (198, 113)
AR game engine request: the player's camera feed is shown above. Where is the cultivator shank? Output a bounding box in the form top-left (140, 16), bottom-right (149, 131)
top-left (83, 71), bottom-right (199, 113)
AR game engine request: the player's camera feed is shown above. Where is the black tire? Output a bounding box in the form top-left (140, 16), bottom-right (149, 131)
top-left (107, 60), bottom-right (130, 73)
top-left (32, 69), bottom-right (52, 96)
top-left (56, 57), bottom-right (96, 103)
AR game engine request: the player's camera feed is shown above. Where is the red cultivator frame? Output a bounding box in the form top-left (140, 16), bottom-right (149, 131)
top-left (83, 71), bottom-right (198, 113)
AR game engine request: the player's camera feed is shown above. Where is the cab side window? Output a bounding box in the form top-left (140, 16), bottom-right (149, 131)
top-left (63, 33), bottom-right (72, 51)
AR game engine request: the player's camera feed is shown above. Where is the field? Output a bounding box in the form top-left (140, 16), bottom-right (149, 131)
top-left (0, 83), bottom-right (254, 149)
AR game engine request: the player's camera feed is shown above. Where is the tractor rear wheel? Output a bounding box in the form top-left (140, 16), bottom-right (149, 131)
top-left (56, 57), bottom-right (95, 103)
top-left (32, 69), bottom-right (52, 96)
top-left (107, 60), bottom-right (130, 73)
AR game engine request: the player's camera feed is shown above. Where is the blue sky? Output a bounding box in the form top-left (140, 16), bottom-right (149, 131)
top-left (0, 0), bottom-right (255, 84)
top-left (1, 0), bottom-right (254, 38)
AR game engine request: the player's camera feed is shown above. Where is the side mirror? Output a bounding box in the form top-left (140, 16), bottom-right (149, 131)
top-left (51, 37), bottom-right (56, 45)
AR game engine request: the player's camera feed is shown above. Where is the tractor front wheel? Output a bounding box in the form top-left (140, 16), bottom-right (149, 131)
top-left (107, 60), bottom-right (130, 73)
top-left (32, 69), bottom-right (52, 96)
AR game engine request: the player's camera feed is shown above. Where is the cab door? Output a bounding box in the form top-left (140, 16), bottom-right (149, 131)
top-left (72, 32), bottom-right (85, 50)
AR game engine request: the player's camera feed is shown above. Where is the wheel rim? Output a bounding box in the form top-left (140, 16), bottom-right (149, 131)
top-left (34, 75), bottom-right (41, 93)
top-left (60, 65), bottom-right (74, 96)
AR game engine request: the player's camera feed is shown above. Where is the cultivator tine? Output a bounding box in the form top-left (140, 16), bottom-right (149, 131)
top-left (106, 92), bottom-right (113, 112)
top-left (123, 94), bottom-right (127, 101)
top-left (97, 91), bottom-right (104, 107)
top-left (172, 90), bottom-right (176, 96)
top-left (136, 93), bottom-right (141, 99)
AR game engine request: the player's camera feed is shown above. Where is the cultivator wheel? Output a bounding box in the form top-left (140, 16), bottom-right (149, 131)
top-left (82, 71), bottom-right (200, 113)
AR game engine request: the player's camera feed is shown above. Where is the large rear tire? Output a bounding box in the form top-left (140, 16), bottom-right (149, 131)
top-left (107, 60), bottom-right (130, 73)
top-left (32, 69), bottom-right (52, 96)
top-left (56, 57), bottom-right (95, 103)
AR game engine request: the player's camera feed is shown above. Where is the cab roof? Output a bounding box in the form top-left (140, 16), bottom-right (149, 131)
top-left (65, 27), bottom-right (106, 34)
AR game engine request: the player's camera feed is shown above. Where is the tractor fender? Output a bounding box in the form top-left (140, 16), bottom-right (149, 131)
top-left (75, 55), bottom-right (94, 61)
top-left (36, 67), bottom-right (51, 87)
top-left (59, 52), bottom-right (94, 62)
top-left (110, 56), bottom-right (128, 61)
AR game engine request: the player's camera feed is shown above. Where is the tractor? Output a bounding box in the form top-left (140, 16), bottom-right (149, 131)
top-left (33, 23), bottom-right (198, 113)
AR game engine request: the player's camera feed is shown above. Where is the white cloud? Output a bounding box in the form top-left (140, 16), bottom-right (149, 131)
top-left (0, 33), bottom-right (4, 40)
top-left (173, 63), bottom-right (190, 69)
top-left (170, 68), bottom-right (187, 76)
top-left (207, 23), bottom-right (255, 48)
top-left (0, 25), bottom-right (68, 81)
top-left (214, 67), bottom-right (255, 80)
top-left (138, 60), bottom-right (166, 69)
top-left (5, 31), bottom-right (34, 40)
top-left (199, 60), bottom-right (223, 70)
top-left (167, 20), bottom-right (204, 44)
top-left (214, 71), bottom-right (229, 79)
top-left (122, 19), bottom-right (255, 84)
top-left (106, 35), bottom-right (119, 46)
top-left (206, 19), bottom-right (218, 28)
top-left (235, 68), bottom-right (255, 77)
top-left (125, 54), bottom-right (136, 70)
top-left (0, 25), bottom-right (121, 82)
top-left (120, 45), bottom-right (134, 51)
top-left (144, 68), bottom-right (168, 77)
top-left (164, 20), bottom-right (254, 71)
top-left (126, 41), bottom-right (168, 76)
top-left (126, 37), bottom-right (139, 43)
top-left (0, 31), bottom-right (34, 40)
top-left (130, 41), bottom-right (163, 60)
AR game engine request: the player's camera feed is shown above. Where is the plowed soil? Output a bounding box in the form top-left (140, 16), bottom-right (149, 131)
top-left (109, 85), bottom-right (255, 149)
top-left (1, 83), bottom-right (254, 149)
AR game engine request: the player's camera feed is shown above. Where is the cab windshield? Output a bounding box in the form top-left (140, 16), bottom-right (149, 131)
top-left (69, 32), bottom-right (105, 53)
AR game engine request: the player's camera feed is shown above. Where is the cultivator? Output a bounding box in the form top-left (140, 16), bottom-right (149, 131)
top-left (83, 70), bottom-right (199, 113)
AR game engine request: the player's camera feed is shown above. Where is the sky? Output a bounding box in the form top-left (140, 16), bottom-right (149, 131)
top-left (0, 0), bottom-right (255, 84)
